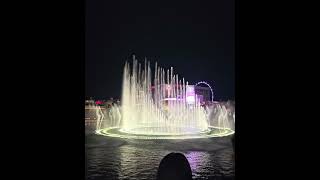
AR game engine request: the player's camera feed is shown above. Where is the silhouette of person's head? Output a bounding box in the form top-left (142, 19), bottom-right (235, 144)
top-left (156, 153), bottom-right (192, 180)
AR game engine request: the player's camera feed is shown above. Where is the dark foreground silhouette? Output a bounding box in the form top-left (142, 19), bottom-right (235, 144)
top-left (156, 153), bottom-right (192, 180)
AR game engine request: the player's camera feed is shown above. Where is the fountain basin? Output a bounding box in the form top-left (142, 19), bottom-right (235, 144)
top-left (95, 126), bottom-right (234, 140)
top-left (119, 126), bottom-right (210, 136)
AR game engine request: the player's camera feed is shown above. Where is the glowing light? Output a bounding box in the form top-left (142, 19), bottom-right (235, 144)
top-left (186, 96), bottom-right (195, 103)
top-left (186, 85), bottom-right (195, 104)
top-left (162, 98), bottom-right (177, 101)
top-left (95, 100), bottom-right (103, 105)
top-left (95, 126), bottom-right (234, 140)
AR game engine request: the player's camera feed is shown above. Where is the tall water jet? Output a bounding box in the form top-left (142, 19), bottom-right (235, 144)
top-left (120, 56), bottom-right (208, 135)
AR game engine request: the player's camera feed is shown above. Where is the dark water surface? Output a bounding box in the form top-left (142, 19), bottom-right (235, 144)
top-left (86, 131), bottom-right (234, 180)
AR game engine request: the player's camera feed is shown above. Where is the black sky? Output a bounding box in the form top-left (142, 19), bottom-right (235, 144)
top-left (85, 1), bottom-right (234, 100)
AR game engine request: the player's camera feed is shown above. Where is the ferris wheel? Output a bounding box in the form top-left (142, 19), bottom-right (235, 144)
top-left (195, 81), bottom-right (214, 102)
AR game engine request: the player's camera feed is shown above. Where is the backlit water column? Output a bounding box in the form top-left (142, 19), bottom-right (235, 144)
top-left (120, 56), bottom-right (208, 135)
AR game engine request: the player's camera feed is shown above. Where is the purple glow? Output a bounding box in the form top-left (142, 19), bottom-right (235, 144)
top-left (197, 95), bottom-right (204, 103)
top-left (185, 151), bottom-right (210, 173)
top-left (186, 85), bottom-right (195, 104)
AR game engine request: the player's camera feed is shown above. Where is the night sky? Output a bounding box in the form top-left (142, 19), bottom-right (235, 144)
top-left (86, 1), bottom-right (234, 101)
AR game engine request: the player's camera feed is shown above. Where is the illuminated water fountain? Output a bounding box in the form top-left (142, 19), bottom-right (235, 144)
top-left (95, 56), bottom-right (234, 139)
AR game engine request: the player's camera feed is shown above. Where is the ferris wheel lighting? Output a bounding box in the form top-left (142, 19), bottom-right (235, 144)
top-left (195, 81), bottom-right (214, 102)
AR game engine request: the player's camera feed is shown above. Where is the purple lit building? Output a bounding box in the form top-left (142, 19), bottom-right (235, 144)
top-left (151, 83), bottom-right (213, 105)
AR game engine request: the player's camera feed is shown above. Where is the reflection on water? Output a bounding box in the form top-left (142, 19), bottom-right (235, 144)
top-left (86, 135), bottom-right (234, 179)
top-left (186, 151), bottom-right (211, 175)
top-left (118, 145), bottom-right (170, 179)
